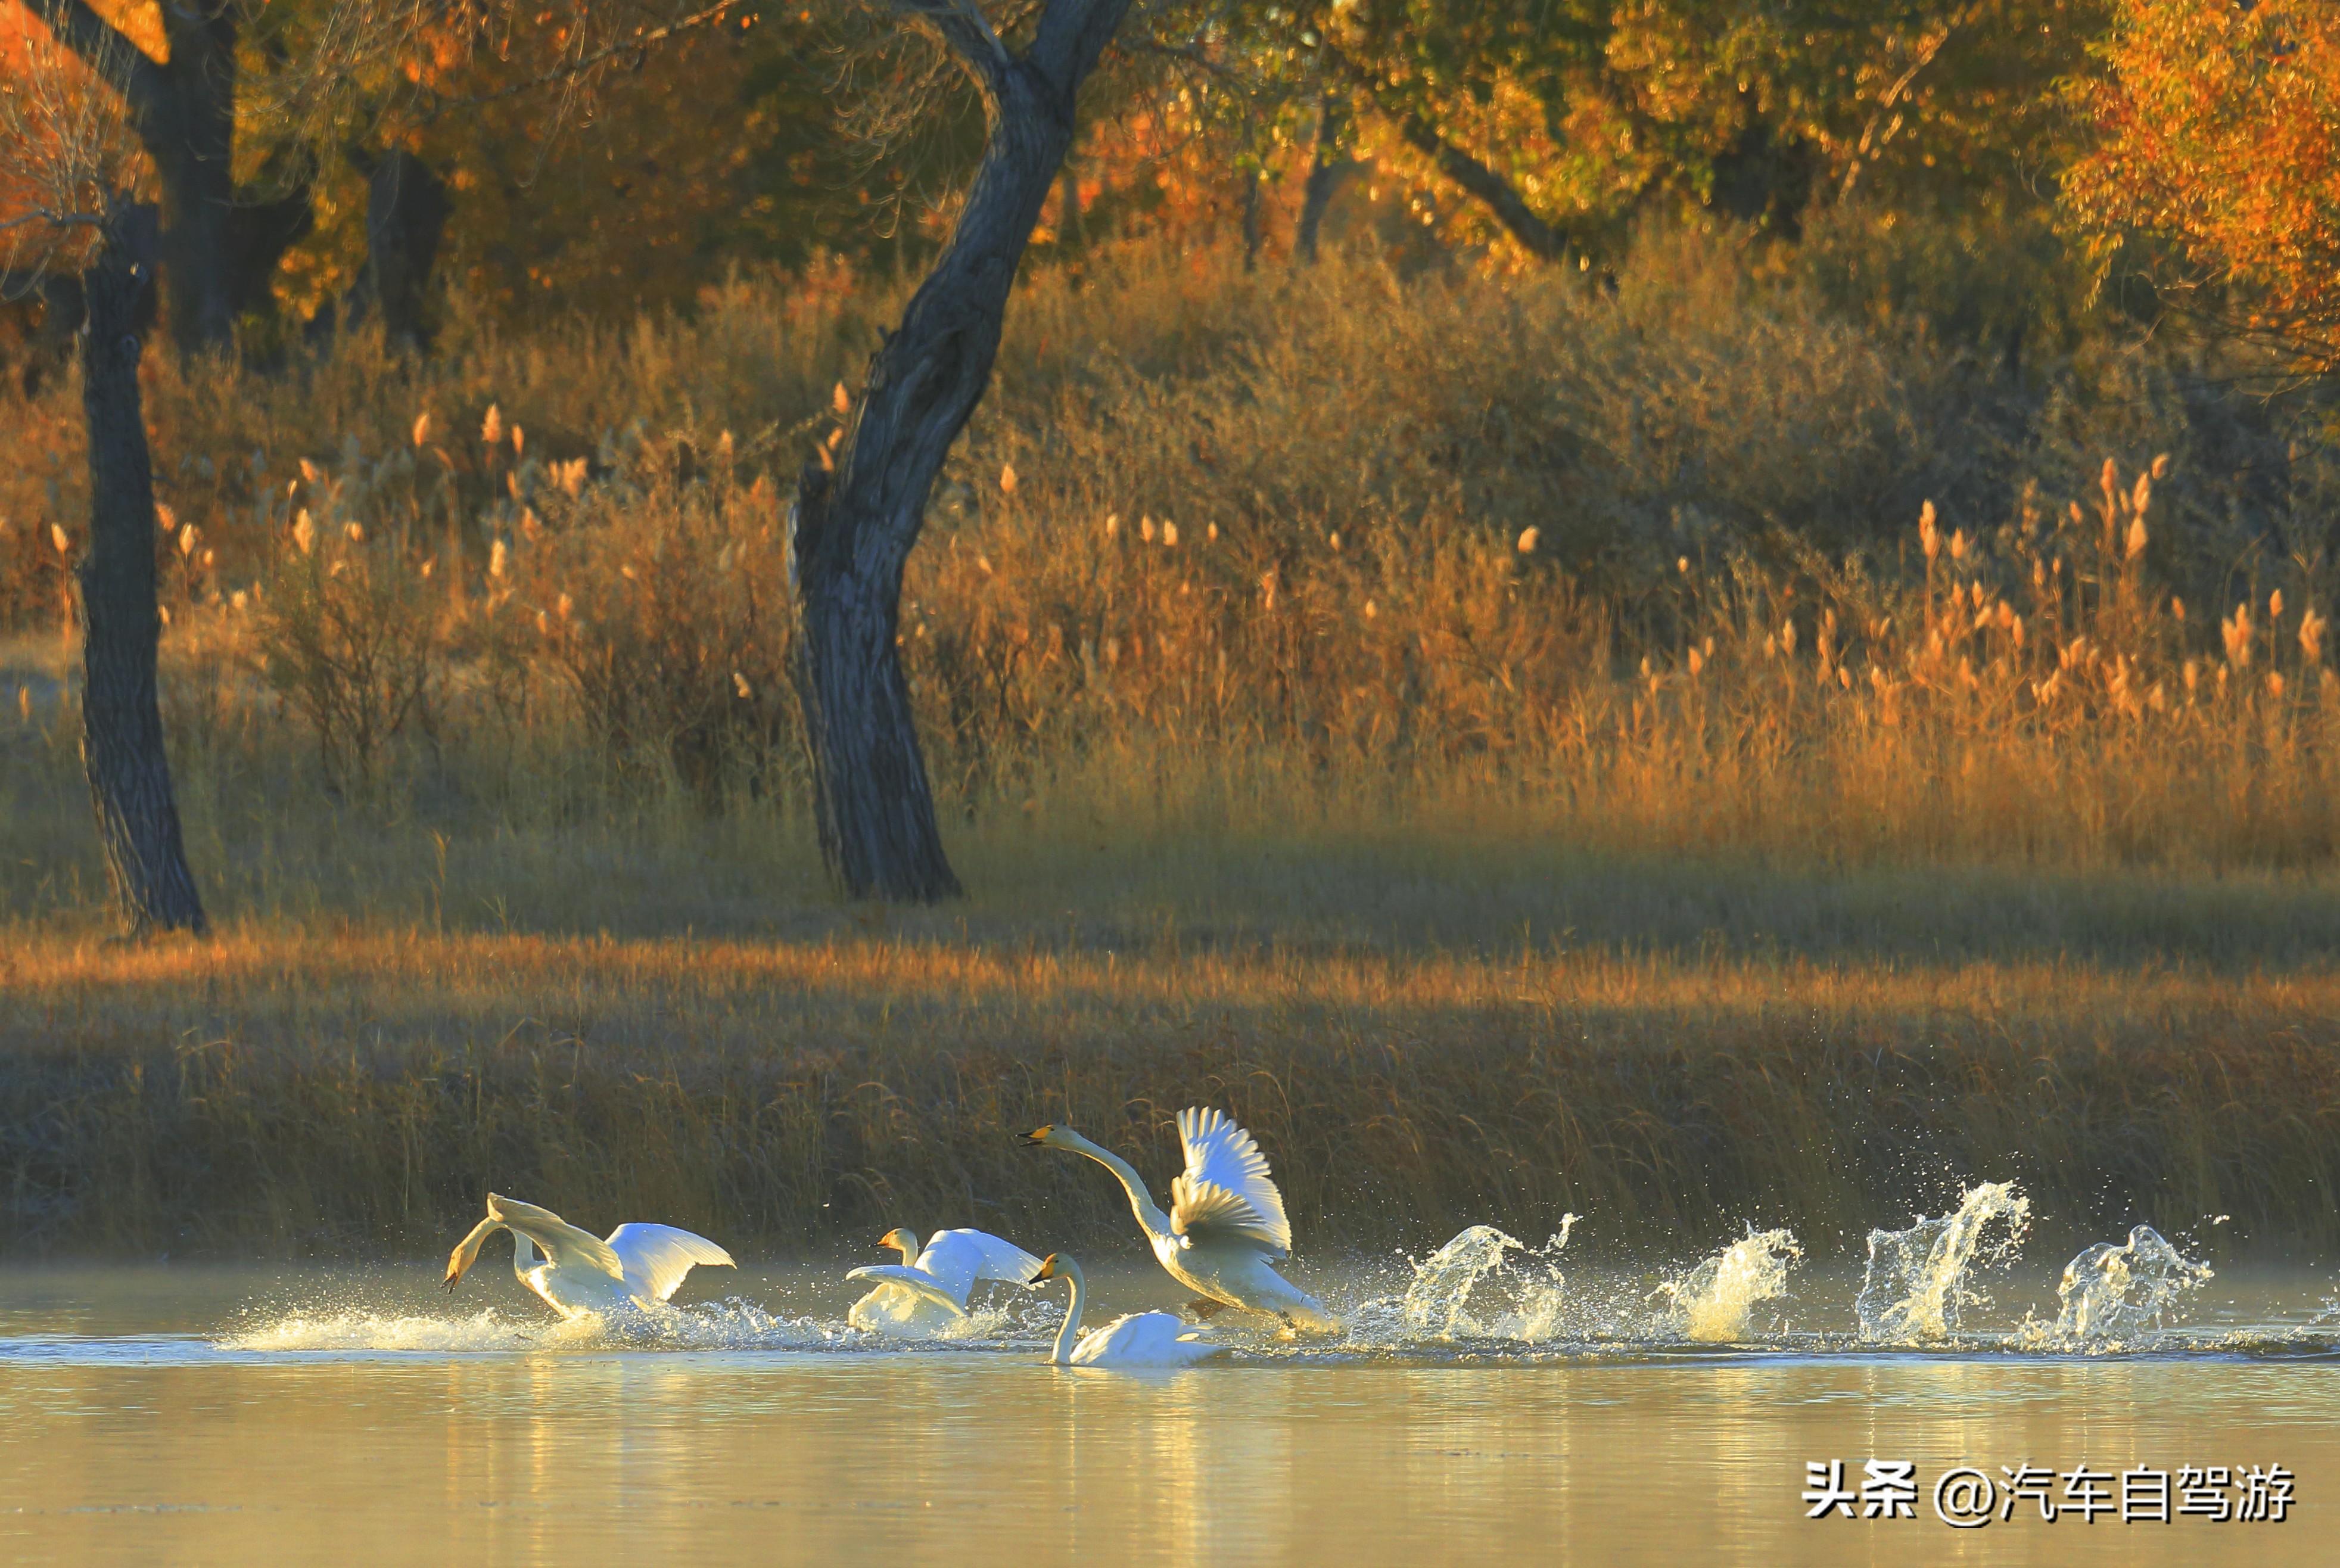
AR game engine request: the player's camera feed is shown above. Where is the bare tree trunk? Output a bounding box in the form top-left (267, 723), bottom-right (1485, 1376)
top-left (788, 0), bottom-right (1132, 902)
top-left (144, 5), bottom-right (239, 355)
top-left (1296, 98), bottom-right (1353, 265)
top-left (77, 209), bottom-right (207, 936)
top-left (1240, 169), bottom-right (1264, 272)
top-left (351, 150), bottom-right (452, 347)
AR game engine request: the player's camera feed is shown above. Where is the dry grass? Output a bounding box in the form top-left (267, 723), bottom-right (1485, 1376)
top-left (6, 232), bottom-right (2340, 1261)
top-left (5, 841), bottom-right (2340, 1261)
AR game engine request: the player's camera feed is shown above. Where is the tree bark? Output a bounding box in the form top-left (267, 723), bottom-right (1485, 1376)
top-left (141, 2), bottom-right (240, 354)
top-left (76, 207), bottom-right (207, 936)
top-left (788, 0), bottom-right (1132, 902)
top-left (1321, 49), bottom-right (1567, 263)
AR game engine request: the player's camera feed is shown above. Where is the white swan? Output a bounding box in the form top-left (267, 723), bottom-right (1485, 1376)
top-left (1031, 1253), bottom-right (1224, 1368)
top-left (443, 1193), bottom-right (735, 1320)
top-left (845, 1227), bottom-right (1043, 1335)
top-left (1023, 1107), bottom-right (1339, 1331)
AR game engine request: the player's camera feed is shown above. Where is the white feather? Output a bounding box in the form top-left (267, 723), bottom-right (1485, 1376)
top-left (910, 1228), bottom-right (1045, 1308)
top-left (1170, 1107), bottom-right (1293, 1255)
top-left (605, 1222), bottom-right (736, 1302)
top-left (1069, 1311), bottom-right (1224, 1368)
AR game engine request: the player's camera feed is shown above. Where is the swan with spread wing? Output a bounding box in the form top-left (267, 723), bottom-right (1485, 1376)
top-left (1023, 1107), bottom-right (1338, 1330)
top-left (443, 1193), bottom-right (735, 1320)
top-left (845, 1227), bottom-right (1043, 1336)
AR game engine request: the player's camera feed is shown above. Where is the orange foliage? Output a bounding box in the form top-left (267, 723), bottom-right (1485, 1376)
top-left (2067, 0), bottom-right (2340, 364)
top-left (0, 2), bottom-right (162, 230)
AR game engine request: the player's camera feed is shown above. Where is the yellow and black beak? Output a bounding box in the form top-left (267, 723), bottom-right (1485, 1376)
top-left (1019, 1126), bottom-right (1051, 1147)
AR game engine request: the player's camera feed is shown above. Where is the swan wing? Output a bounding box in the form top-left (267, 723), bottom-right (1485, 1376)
top-left (487, 1194), bottom-right (626, 1281)
top-left (606, 1224), bottom-right (736, 1302)
top-left (1170, 1107), bottom-right (1293, 1255)
top-left (845, 1265), bottom-right (968, 1318)
top-left (913, 1229), bottom-right (1045, 1306)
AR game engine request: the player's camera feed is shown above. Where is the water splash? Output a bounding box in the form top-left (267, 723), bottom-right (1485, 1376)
top-left (225, 1309), bottom-right (574, 1354)
top-left (2039, 1225), bottom-right (2212, 1346)
top-left (1379, 1217), bottom-right (1579, 1342)
top-left (1496, 1215), bottom-right (1580, 1342)
top-left (224, 1298), bottom-right (850, 1354)
top-left (1658, 1227), bottom-right (1803, 1342)
top-left (1857, 1181), bottom-right (2031, 1342)
top-left (1401, 1226), bottom-right (1524, 1335)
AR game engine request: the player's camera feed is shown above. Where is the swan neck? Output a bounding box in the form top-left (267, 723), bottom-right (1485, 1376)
top-left (1068, 1133), bottom-right (1172, 1240)
top-left (1051, 1258), bottom-right (1087, 1365)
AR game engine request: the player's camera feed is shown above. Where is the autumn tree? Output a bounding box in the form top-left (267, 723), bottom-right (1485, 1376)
top-left (1301, 2), bottom-right (2094, 266)
top-left (16, 0), bottom-right (315, 355)
top-left (2, 29), bottom-right (206, 932)
top-left (788, 0), bottom-right (1149, 900)
top-left (2064, 0), bottom-right (2340, 371)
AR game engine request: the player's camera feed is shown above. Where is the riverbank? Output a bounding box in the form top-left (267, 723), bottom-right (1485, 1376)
top-left (8, 844), bottom-right (2338, 1262)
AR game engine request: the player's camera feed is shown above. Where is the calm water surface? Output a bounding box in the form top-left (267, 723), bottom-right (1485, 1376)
top-left (2, 1263), bottom-right (2336, 1564)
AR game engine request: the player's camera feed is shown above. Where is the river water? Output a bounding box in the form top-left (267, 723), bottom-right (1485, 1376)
top-left (4, 1229), bottom-right (2338, 1565)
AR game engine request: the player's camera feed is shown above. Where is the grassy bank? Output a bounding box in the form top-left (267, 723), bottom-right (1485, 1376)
top-left (6, 232), bottom-right (2340, 1262)
top-left (7, 830), bottom-right (2340, 1262)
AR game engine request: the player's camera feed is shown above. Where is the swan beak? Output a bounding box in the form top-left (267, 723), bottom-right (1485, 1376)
top-left (1018, 1132), bottom-right (1045, 1147)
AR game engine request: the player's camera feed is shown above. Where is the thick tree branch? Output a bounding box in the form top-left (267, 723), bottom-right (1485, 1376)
top-left (1390, 110), bottom-right (1566, 261)
top-left (1324, 48), bottom-right (1566, 262)
top-left (891, 0), bottom-right (1016, 102)
top-left (1028, 0), bottom-right (1131, 102)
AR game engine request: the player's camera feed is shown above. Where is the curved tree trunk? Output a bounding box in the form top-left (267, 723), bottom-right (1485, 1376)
top-left (77, 210), bottom-right (207, 936)
top-left (788, 0), bottom-right (1132, 902)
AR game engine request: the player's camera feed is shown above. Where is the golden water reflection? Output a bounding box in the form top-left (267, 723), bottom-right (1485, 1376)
top-left (2, 1270), bottom-right (2337, 1565)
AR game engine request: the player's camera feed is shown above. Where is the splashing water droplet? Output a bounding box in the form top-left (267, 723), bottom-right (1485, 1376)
top-left (1857, 1181), bottom-right (2031, 1343)
top-left (2042, 1225), bottom-right (2212, 1347)
top-left (1660, 1226), bottom-right (1803, 1342)
top-left (1401, 1226), bottom-right (1521, 1336)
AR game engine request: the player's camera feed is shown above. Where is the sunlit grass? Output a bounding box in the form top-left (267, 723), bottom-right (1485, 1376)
top-left (7, 234), bottom-right (2340, 1261)
top-left (7, 822), bottom-right (2340, 1261)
